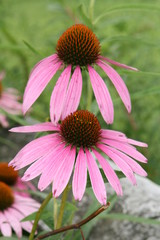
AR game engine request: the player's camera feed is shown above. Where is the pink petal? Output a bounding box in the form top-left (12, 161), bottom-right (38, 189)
top-left (1, 223), bottom-right (12, 237)
top-left (72, 147), bottom-right (87, 201)
top-left (53, 146), bottom-right (76, 197)
top-left (23, 54), bottom-right (61, 114)
top-left (110, 148), bottom-right (147, 176)
top-left (85, 148), bottom-right (107, 205)
top-left (38, 143), bottom-right (70, 191)
top-left (9, 134), bottom-right (59, 169)
top-left (88, 65), bottom-right (114, 124)
top-left (0, 212), bottom-right (12, 237)
top-left (99, 56), bottom-right (138, 71)
top-left (50, 65), bottom-right (71, 124)
top-left (127, 138), bottom-right (148, 147)
top-left (0, 114), bottom-right (9, 128)
top-left (97, 144), bottom-right (136, 185)
top-left (97, 60), bottom-right (131, 113)
top-left (8, 208), bottom-right (33, 234)
top-left (61, 66), bottom-right (82, 120)
top-left (4, 209), bottom-right (22, 238)
top-left (101, 129), bottom-right (127, 142)
top-left (100, 139), bottom-right (147, 163)
top-left (10, 122), bottom-right (60, 133)
top-left (92, 148), bottom-right (122, 195)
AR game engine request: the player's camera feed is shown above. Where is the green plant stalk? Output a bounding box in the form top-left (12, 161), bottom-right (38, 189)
top-left (56, 184), bottom-right (70, 229)
top-left (89, 0), bottom-right (95, 22)
top-left (29, 192), bottom-right (52, 240)
top-left (53, 198), bottom-right (58, 228)
top-left (86, 78), bottom-right (93, 111)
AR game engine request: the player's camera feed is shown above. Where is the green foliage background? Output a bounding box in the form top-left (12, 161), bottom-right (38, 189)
top-left (0, 0), bottom-right (160, 184)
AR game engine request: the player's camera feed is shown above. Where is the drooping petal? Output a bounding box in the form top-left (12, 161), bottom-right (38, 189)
top-left (23, 54), bottom-right (62, 114)
top-left (50, 65), bottom-right (71, 124)
top-left (9, 134), bottom-right (59, 169)
top-left (127, 138), bottom-right (148, 147)
top-left (85, 148), bottom-right (107, 205)
top-left (53, 146), bottom-right (76, 197)
top-left (8, 208), bottom-right (33, 234)
top-left (38, 143), bottom-right (70, 191)
top-left (10, 122), bottom-right (60, 133)
top-left (0, 212), bottom-right (12, 237)
top-left (101, 129), bottom-right (127, 142)
top-left (92, 148), bottom-right (122, 195)
top-left (99, 56), bottom-right (138, 71)
top-left (100, 139), bottom-right (147, 163)
top-left (110, 148), bottom-right (147, 176)
top-left (72, 147), bottom-right (87, 201)
top-left (88, 65), bottom-right (114, 124)
top-left (4, 209), bottom-right (22, 238)
top-left (97, 60), bottom-right (131, 113)
top-left (97, 144), bottom-right (136, 185)
top-left (1, 222), bottom-right (12, 237)
top-left (61, 66), bottom-right (82, 120)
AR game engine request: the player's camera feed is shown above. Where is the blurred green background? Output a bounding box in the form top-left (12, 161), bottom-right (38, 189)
top-left (0, 0), bottom-right (160, 184)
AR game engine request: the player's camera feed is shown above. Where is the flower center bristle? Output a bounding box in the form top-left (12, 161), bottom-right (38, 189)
top-left (60, 110), bottom-right (101, 148)
top-left (0, 182), bottom-right (14, 211)
top-left (0, 162), bottom-right (18, 186)
top-left (56, 24), bottom-right (101, 67)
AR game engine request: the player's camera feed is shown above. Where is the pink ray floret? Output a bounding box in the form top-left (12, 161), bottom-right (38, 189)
top-left (9, 119), bottom-right (147, 205)
top-left (0, 71), bottom-right (22, 128)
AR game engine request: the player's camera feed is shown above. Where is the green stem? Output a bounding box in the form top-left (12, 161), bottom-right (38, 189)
top-left (53, 198), bottom-right (58, 228)
top-left (29, 192), bottom-right (52, 240)
top-left (89, 0), bottom-right (95, 22)
top-left (56, 184), bottom-right (70, 229)
top-left (86, 77), bottom-right (93, 111)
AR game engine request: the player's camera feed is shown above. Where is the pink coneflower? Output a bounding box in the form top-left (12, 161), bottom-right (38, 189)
top-left (0, 181), bottom-right (40, 238)
top-left (0, 72), bottom-right (22, 128)
top-left (0, 162), bottom-right (35, 197)
top-left (23, 24), bottom-right (137, 125)
top-left (9, 110), bottom-right (147, 205)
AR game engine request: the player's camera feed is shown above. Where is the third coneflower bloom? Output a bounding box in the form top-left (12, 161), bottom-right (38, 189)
top-left (23, 24), bottom-right (137, 125)
top-left (9, 110), bottom-right (147, 205)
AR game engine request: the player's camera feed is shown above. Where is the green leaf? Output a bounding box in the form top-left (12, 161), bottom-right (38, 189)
top-left (100, 213), bottom-right (160, 225)
top-left (21, 211), bottom-right (38, 222)
top-left (28, 190), bottom-right (48, 199)
top-left (77, 4), bottom-right (93, 29)
top-left (23, 40), bottom-right (41, 55)
top-left (86, 169), bottom-right (124, 188)
top-left (94, 4), bottom-right (160, 24)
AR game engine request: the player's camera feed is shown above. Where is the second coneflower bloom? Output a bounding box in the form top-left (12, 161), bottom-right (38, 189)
top-left (23, 24), bottom-right (137, 125)
top-left (9, 110), bottom-right (147, 205)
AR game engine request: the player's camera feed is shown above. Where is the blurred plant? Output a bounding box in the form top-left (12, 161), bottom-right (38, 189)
top-left (0, 71), bottom-right (22, 128)
top-left (0, 162), bottom-right (40, 239)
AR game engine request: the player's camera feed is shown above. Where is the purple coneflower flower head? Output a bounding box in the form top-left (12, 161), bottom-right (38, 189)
top-left (0, 182), bottom-right (40, 238)
top-left (0, 162), bottom-right (36, 197)
top-left (0, 71), bottom-right (22, 128)
top-left (23, 24), bottom-right (138, 125)
top-left (9, 110), bottom-right (147, 205)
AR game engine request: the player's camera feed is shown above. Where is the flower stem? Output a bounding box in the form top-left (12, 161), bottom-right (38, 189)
top-left (89, 0), bottom-right (95, 22)
top-left (29, 192), bottom-right (52, 240)
top-left (53, 198), bottom-right (58, 228)
top-left (87, 77), bottom-right (93, 111)
top-left (56, 184), bottom-right (70, 229)
top-left (35, 202), bottom-right (110, 240)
